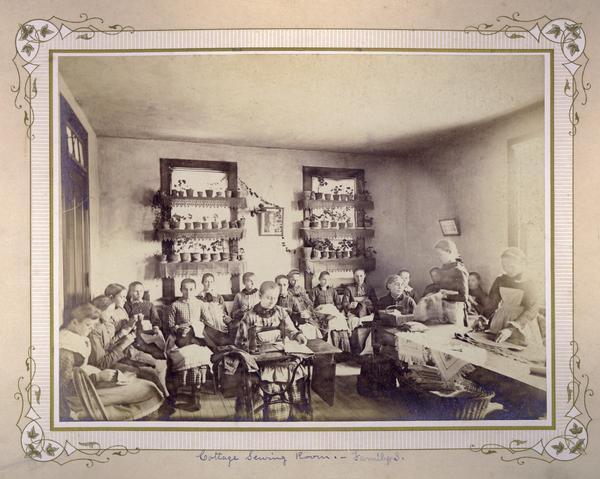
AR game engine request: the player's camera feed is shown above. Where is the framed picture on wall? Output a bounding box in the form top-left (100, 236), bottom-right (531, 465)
top-left (439, 217), bottom-right (461, 236)
top-left (259, 207), bottom-right (284, 236)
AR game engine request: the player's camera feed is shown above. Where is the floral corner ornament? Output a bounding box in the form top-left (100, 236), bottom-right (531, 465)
top-left (12, 14), bottom-right (134, 138)
top-left (465, 12), bottom-right (590, 136)
top-left (471, 341), bottom-right (592, 464)
top-left (16, 347), bottom-right (140, 466)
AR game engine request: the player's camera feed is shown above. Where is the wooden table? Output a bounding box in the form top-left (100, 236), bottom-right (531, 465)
top-left (376, 323), bottom-right (547, 392)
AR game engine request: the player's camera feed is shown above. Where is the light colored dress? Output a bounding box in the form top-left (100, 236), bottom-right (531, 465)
top-left (59, 329), bottom-right (164, 421)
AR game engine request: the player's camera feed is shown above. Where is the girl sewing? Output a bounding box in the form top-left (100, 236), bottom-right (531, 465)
top-left (234, 281), bottom-right (311, 421)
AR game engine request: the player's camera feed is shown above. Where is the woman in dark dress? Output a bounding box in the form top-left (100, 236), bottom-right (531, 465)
top-left (485, 247), bottom-right (543, 347)
top-left (434, 239), bottom-right (469, 325)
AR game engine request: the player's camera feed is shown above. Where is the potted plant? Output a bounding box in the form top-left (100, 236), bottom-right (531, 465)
top-left (309, 213), bottom-right (319, 229)
top-left (225, 189), bottom-right (233, 198)
top-left (168, 252), bottom-right (180, 263)
top-left (320, 213), bottom-right (330, 229)
top-left (332, 185), bottom-right (342, 201)
top-left (340, 239), bottom-right (354, 258)
top-left (193, 219), bottom-right (202, 229)
top-left (237, 247), bottom-right (246, 261)
top-left (186, 186), bottom-right (195, 198)
top-left (345, 186), bottom-right (355, 201)
top-left (315, 176), bottom-right (328, 200)
top-left (211, 214), bottom-right (219, 230)
top-left (206, 188), bottom-right (214, 198)
top-left (310, 191), bottom-right (316, 200)
top-left (302, 216), bottom-right (310, 228)
top-left (311, 241), bottom-right (322, 259)
top-left (237, 217), bottom-right (246, 228)
top-left (215, 191), bottom-right (223, 198)
top-left (177, 238), bottom-right (191, 262)
top-left (229, 220), bottom-right (236, 228)
top-left (190, 240), bottom-right (202, 262)
top-left (335, 247), bottom-right (343, 259)
top-left (221, 219), bottom-right (229, 229)
top-left (197, 190), bottom-right (206, 198)
top-left (162, 220), bottom-right (171, 230)
top-left (220, 246), bottom-right (230, 261)
top-left (172, 179), bottom-right (186, 197)
top-left (303, 190), bottom-right (312, 200)
top-left (154, 249), bottom-right (168, 263)
top-left (364, 215), bottom-right (374, 228)
top-left (209, 240), bottom-right (221, 261)
top-left (324, 209), bottom-right (336, 228)
top-left (200, 244), bottom-right (210, 262)
top-left (302, 240), bottom-right (313, 259)
top-left (171, 214), bottom-right (186, 230)
top-left (184, 213), bottom-right (194, 230)
top-left (201, 216), bottom-right (210, 229)
top-left (324, 192), bottom-right (332, 201)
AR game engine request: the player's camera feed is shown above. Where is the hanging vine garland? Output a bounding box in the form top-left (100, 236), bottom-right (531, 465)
top-left (237, 178), bottom-right (297, 254)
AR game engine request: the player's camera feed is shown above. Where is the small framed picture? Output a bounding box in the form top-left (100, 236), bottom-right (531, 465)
top-left (259, 207), bottom-right (284, 236)
top-left (439, 218), bottom-right (461, 236)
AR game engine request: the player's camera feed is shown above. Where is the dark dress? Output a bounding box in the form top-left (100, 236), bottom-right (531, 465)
top-left (437, 259), bottom-right (469, 325)
top-left (378, 293), bottom-right (416, 315)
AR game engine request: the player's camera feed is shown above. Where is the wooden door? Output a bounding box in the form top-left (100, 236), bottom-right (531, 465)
top-left (61, 96), bottom-right (90, 314)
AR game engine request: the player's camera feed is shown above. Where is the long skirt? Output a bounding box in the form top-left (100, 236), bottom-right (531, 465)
top-left (235, 377), bottom-right (312, 421)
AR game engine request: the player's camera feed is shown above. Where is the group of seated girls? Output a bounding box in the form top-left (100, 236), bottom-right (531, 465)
top-left (59, 239), bottom-right (544, 422)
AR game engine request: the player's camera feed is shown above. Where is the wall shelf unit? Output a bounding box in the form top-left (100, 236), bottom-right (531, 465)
top-left (300, 228), bottom-right (374, 241)
top-left (298, 198), bottom-right (374, 210)
top-left (167, 196), bottom-right (247, 209)
top-left (159, 260), bottom-right (246, 278)
top-left (303, 257), bottom-right (376, 274)
top-left (156, 228), bottom-right (245, 241)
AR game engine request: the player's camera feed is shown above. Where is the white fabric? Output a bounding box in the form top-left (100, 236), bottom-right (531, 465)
top-left (59, 329), bottom-right (91, 364)
top-left (168, 344), bottom-right (213, 371)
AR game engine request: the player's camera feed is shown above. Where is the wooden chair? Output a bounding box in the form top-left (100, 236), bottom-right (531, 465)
top-left (71, 367), bottom-right (109, 421)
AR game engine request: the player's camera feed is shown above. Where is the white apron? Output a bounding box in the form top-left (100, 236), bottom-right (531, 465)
top-left (488, 287), bottom-right (543, 347)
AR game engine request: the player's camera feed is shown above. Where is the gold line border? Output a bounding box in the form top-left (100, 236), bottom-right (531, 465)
top-left (46, 46), bottom-right (557, 434)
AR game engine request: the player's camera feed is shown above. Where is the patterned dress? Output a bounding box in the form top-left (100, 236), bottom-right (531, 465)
top-left (234, 304), bottom-right (312, 421)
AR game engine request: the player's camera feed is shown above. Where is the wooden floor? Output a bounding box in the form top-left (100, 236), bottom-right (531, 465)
top-left (163, 361), bottom-right (411, 422)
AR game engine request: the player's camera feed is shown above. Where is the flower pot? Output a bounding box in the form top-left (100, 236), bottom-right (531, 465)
top-left (330, 221), bottom-right (337, 228)
top-left (210, 253), bottom-right (220, 262)
top-left (365, 220), bottom-right (374, 228)
top-left (321, 220), bottom-right (329, 229)
top-left (315, 192), bottom-right (323, 200)
top-left (302, 219), bottom-right (310, 228)
top-left (197, 190), bottom-right (206, 198)
top-left (171, 190), bottom-right (178, 197)
top-left (206, 190), bottom-right (214, 198)
top-left (335, 250), bottom-right (343, 259)
top-left (185, 222), bottom-right (193, 230)
top-left (201, 253), bottom-right (210, 262)
top-left (342, 250), bottom-right (351, 258)
top-left (220, 252), bottom-right (230, 261)
top-left (201, 222), bottom-right (210, 229)
top-left (225, 190), bottom-right (232, 198)
top-left (309, 221), bottom-right (319, 229)
top-left (324, 193), bottom-right (332, 201)
top-left (221, 220), bottom-right (229, 229)
top-left (328, 250), bottom-right (335, 259)
top-left (180, 253), bottom-right (191, 263)
top-left (338, 222), bottom-right (346, 229)
top-left (158, 254), bottom-right (168, 263)
top-left (229, 221), bottom-right (236, 228)
top-left (216, 191), bottom-right (223, 198)
top-left (303, 247), bottom-right (313, 258)
top-left (340, 194), bottom-right (348, 201)
top-left (332, 194), bottom-right (340, 201)
top-left (193, 222), bottom-right (202, 229)
top-left (191, 253), bottom-right (201, 262)
top-left (238, 218), bottom-right (246, 227)
top-left (162, 221), bottom-right (171, 230)
top-left (186, 188), bottom-right (195, 198)
top-left (348, 194), bottom-right (355, 201)
top-left (211, 222), bottom-right (219, 229)
top-left (303, 191), bottom-right (312, 200)
top-left (172, 221), bottom-right (183, 230)
top-left (310, 191), bottom-right (316, 200)
top-left (347, 221), bottom-right (354, 228)
top-left (312, 250), bottom-right (321, 259)
top-left (168, 253), bottom-right (180, 263)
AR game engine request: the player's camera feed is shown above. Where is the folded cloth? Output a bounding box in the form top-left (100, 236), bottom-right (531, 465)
top-left (168, 344), bottom-right (213, 371)
top-left (314, 304), bottom-right (349, 332)
top-left (210, 345), bottom-right (260, 376)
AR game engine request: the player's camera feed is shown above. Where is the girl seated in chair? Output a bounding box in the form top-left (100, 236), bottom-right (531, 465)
top-left (59, 303), bottom-right (164, 421)
top-left (234, 281), bottom-right (311, 421)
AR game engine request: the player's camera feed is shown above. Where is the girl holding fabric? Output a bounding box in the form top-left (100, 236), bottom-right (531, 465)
top-left (485, 247), bottom-right (544, 347)
top-left (59, 303), bottom-right (164, 421)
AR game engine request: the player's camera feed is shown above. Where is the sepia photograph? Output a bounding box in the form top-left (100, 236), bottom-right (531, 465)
top-left (55, 51), bottom-right (549, 426)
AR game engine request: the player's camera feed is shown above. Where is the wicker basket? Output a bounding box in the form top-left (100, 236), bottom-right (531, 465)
top-left (396, 367), bottom-right (495, 420)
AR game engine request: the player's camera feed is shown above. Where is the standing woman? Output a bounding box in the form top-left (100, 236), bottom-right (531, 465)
top-left (434, 239), bottom-right (469, 325)
top-left (485, 247), bottom-right (543, 347)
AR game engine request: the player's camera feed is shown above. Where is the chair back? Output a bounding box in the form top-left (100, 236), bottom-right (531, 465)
top-left (72, 367), bottom-right (109, 421)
